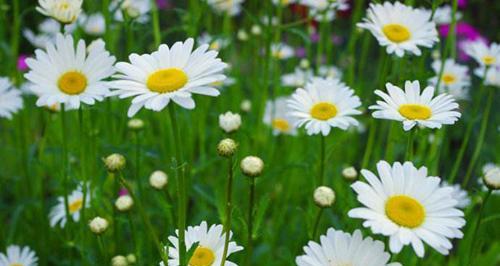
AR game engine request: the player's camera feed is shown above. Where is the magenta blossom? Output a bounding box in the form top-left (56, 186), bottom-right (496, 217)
top-left (17, 54), bottom-right (29, 72)
top-left (119, 188), bottom-right (129, 196)
top-left (458, 0), bottom-right (467, 8)
top-left (439, 22), bottom-right (487, 61)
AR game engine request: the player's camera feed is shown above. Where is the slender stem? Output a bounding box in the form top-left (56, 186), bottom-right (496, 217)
top-left (168, 104), bottom-right (187, 266)
top-left (462, 88), bottom-right (493, 187)
top-left (60, 105), bottom-right (71, 226)
top-left (78, 107), bottom-right (89, 265)
top-left (246, 177), bottom-right (256, 266)
top-left (152, 0), bottom-right (161, 47)
top-left (319, 134), bottom-right (326, 185)
top-left (468, 190), bottom-right (492, 263)
top-left (449, 68), bottom-right (488, 182)
top-left (311, 208), bottom-right (324, 240)
top-left (362, 120), bottom-right (378, 169)
top-left (134, 131), bottom-right (144, 196)
top-left (406, 129), bottom-right (415, 161)
top-left (118, 174), bottom-right (169, 265)
top-left (220, 156), bottom-right (234, 266)
top-left (97, 236), bottom-right (108, 264)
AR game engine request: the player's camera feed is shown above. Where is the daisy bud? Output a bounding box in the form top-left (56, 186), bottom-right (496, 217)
top-left (149, 170), bottom-right (168, 190)
top-left (313, 186), bottom-right (335, 208)
top-left (104, 153), bottom-right (126, 173)
top-left (127, 118), bottom-right (144, 131)
top-left (126, 254), bottom-right (136, 264)
top-left (240, 156), bottom-right (264, 177)
top-left (217, 138), bottom-right (238, 157)
top-left (237, 29), bottom-right (249, 41)
top-left (115, 195), bottom-right (134, 211)
top-left (111, 255), bottom-right (128, 266)
top-left (299, 59), bottom-right (310, 69)
top-left (219, 112), bottom-right (242, 133)
top-left (342, 166), bottom-right (358, 181)
top-left (483, 167), bottom-right (500, 190)
top-left (240, 99), bottom-right (252, 113)
top-left (89, 216), bottom-right (109, 235)
top-left (251, 25), bottom-right (262, 35)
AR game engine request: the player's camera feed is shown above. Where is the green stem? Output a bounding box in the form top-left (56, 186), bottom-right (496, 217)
top-left (152, 0), bottom-right (161, 46)
top-left (468, 190), bottom-right (492, 264)
top-left (220, 156), bottom-right (234, 266)
top-left (118, 174), bottom-right (169, 265)
top-left (168, 104), bottom-right (187, 266)
top-left (311, 208), bottom-right (324, 240)
top-left (60, 105), bottom-right (71, 226)
top-left (319, 134), bottom-right (326, 185)
top-left (362, 120), bottom-right (378, 169)
top-left (462, 88), bottom-right (493, 187)
top-left (406, 129), bottom-right (415, 161)
top-left (246, 177), bottom-right (256, 266)
top-left (97, 236), bottom-right (108, 264)
top-left (134, 131), bottom-right (144, 196)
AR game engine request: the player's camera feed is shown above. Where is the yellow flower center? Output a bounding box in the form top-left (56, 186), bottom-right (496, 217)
top-left (382, 24), bottom-right (411, 43)
top-left (189, 246), bottom-right (215, 266)
top-left (482, 55), bottom-right (496, 65)
top-left (146, 68), bottom-right (188, 93)
top-left (10, 263), bottom-right (24, 266)
top-left (385, 195), bottom-right (425, 228)
top-left (69, 199), bottom-right (83, 214)
top-left (272, 118), bottom-right (291, 132)
top-left (442, 73), bottom-right (457, 85)
top-left (57, 1), bottom-right (70, 10)
top-left (398, 104), bottom-right (432, 120)
top-left (58, 71), bottom-right (87, 95)
top-left (310, 102), bottom-right (338, 121)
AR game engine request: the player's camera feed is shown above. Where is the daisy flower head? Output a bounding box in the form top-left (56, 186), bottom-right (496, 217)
top-left (23, 18), bottom-right (61, 49)
top-left (81, 13), bottom-right (106, 36)
top-left (428, 59), bottom-right (470, 99)
top-left (37, 0), bottom-right (83, 24)
top-left (464, 41), bottom-right (500, 68)
top-left (24, 33), bottom-right (116, 110)
top-left (110, 38), bottom-right (227, 117)
top-left (370, 80), bottom-right (461, 131)
top-left (348, 161), bottom-right (466, 257)
top-left (111, 0), bottom-right (151, 23)
top-left (0, 245), bottom-right (38, 266)
top-left (272, 0), bottom-right (296, 7)
top-left (263, 96), bottom-right (297, 135)
top-left (162, 221), bottom-right (243, 266)
top-left (431, 5), bottom-right (462, 26)
top-left (484, 66), bottom-right (500, 87)
top-left (0, 78), bottom-right (23, 119)
top-left (358, 2), bottom-right (438, 57)
top-left (296, 228), bottom-right (400, 266)
top-left (442, 182), bottom-right (470, 209)
top-left (318, 65), bottom-right (342, 80)
top-left (287, 77), bottom-right (362, 136)
top-left (197, 33), bottom-right (230, 51)
top-left (207, 0), bottom-right (244, 16)
top-left (49, 184), bottom-right (90, 227)
top-left (281, 67), bottom-right (313, 87)
top-left (271, 43), bottom-right (295, 60)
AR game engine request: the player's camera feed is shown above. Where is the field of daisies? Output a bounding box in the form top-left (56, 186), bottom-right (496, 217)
top-left (0, 0), bottom-right (499, 265)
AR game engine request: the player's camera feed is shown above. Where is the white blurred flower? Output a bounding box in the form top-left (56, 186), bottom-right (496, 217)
top-left (219, 111), bottom-right (241, 133)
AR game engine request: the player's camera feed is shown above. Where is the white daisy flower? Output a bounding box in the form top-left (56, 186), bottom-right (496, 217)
top-left (281, 67), bottom-right (313, 87)
top-left (358, 2), bottom-right (438, 57)
top-left (296, 228), bottom-right (400, 266)
top-left (81, 13), bottom-right (106, 36)
top-left (207, 0), bottom-right (245, 16)
top-left (110, 38), bottom-right (227, 117)
top-left (37, 0), bottom-right (83, 24)
top-left (483, 66), bottom-right (500, 87)
top-left (428, 59), bottom-right (470, 100)
top-left (318, 65), bottom-right (342, 80)
top-left (24, 34), bottom-right (116, 110)
top-left (431, 5), bottom-right (462, 25)
top-left (480, 163), bottom-right (500, 194)
top-left (49, 184), bottom-right (90, 227)
top-left (464, 41), bottom-right (500, 68)
top-left (0, 78), bottom-right (23, 119)
top-left (369, 80), bottom-right (461, 131)
top-left (162, 221), bottom-right (243, 266)
top-left (23, 18), bottom-right (74, 49)
top-left (197, 33), bottom-right (230, 51)
top-left (301, 0), bottom-right (349, 11)
top-left (287, 77), bottom-right (362, 136)
top-left (111, 0), bottom-right (151, 23)
top-left (0, 245), bottom-right (38, 266)
top-left (264, 96), bottom-right (297, 135)
top-left (271, 43), bottom-right (295, 60)
top-left (442, 182), bottom-right (470, 209)
top-left (348, 161), bottom-right (466, 257)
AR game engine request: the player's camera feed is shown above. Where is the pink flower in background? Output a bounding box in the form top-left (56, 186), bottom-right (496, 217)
top-left (458, 0), bottom-right (467, 8)
top-left (119, 188), bottom-right (129, 196)
top-left (156, 0), bottom-right (171, 9)
top-left (439, 22), bottom-right (487, 61)
top-left (17, 54), bottom-right (29, 71)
